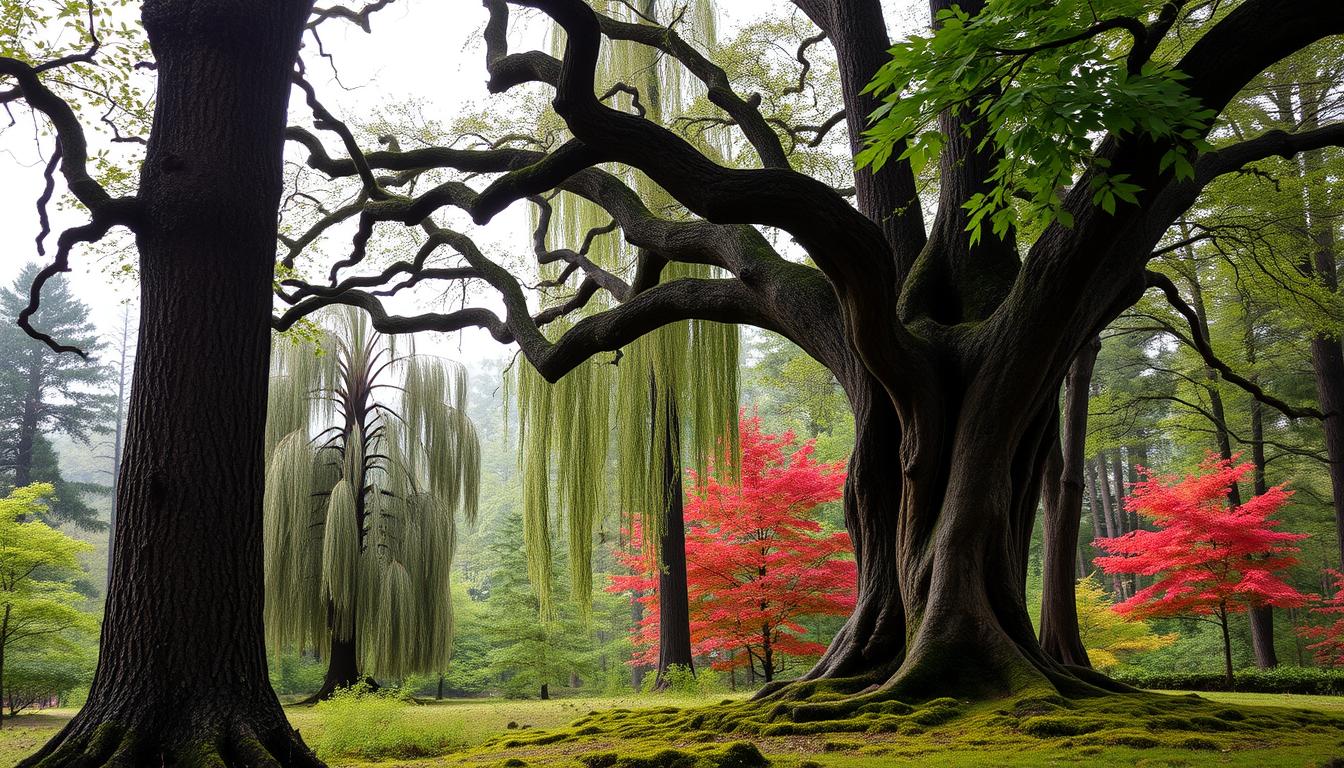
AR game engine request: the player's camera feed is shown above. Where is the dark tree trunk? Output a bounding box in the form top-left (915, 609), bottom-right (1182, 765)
top-left (653, 397), bottom-right (694, 688)
top-left (1219, 605), bottom-right (1235, 691)
top-left (21, 2), bottom-right (319, 765)
top-left (796, 373), bottom-right (905, 686)
top-left (630, 590), bottom-right (649, 690)
top-left (301, 634), bottom-right (370, 703)
top-left (540, 683), bottom-right (550, 700)
top-left (1039, 337), bottom-right (1099, 668)
top-left (1301, 185), bottom-right (1344, 568)
top-left (1243, 299), bottom-right (1279, 669)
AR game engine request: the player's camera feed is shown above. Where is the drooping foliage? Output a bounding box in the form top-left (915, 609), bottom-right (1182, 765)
top-left (263, 307), bottom-right (480, 680)
top-left (613, 415), bottom-right (852, 681)
top-left (511, 0), bottom-right (738, 616)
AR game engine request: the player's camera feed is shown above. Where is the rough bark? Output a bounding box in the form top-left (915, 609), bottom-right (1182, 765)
top-left (1039, 337), bottom-right (1099, 668)
top-left (653, 397), bottom-right (694, 688)
top-left (21, 2), bottom-right (319, 765)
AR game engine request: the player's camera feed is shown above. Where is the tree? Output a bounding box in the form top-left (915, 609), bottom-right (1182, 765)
top-left (481, 512), bottom-right (594, 699)
top-left (508, 0), bottom-right (739, 691)
top-left (0, 265), bottom-right (112, 529)
top-left (263, 0), bottom-right (1344, 704)
top-left (4, 1), bottom-right (324, 763)
top-left (1093, 457), bottom-right (1312, 688)
top-left (7, 2), bottom-right (1344, 755)
top-left (1072, 576), bottom-right (1174, 670)
top-left (0, 485), bottom-right (97, 729)
top-left (264, 307), bottom-right (480, 700)
top-left (1300, 569), bottom-right (1344, 667)
top-left (615, 416), bottom-right (852, 683)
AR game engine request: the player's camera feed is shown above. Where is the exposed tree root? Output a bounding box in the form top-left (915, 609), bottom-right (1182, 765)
top-left (19, 717), bottom-right (323, 768)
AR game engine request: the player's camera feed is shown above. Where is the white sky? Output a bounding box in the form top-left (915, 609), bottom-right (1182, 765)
top-left (0, 0), bottom-right (920, 366)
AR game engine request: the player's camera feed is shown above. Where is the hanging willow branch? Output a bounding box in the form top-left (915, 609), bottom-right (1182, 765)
top-left (263, 306), bottom-right (480, 679)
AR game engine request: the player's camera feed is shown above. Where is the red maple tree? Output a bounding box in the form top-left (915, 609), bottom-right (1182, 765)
top-left (1300, 570), bottom-right (1344, 667)
top-left (611, 415), bottom-right (854, 683)
top-left (1093, 456), bottom-right (1311, 688)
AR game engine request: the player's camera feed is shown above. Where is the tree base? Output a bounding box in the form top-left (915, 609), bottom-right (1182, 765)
top-left (20, 714), bottom-right (322, 768)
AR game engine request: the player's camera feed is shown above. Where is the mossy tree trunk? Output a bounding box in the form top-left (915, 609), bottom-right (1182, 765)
top-left (21, 1), bottom-right (320, 765)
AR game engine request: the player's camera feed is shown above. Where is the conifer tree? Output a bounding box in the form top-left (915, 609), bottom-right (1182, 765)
top-left (0, 264), bottom-right (112, 529)
top-left (263, 307), bottom-right (480, 699)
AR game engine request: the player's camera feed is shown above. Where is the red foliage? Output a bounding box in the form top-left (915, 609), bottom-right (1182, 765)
top-left (1300, 570), bottom-right (1344, 667)
top-left (610, 415), bottom-right (854, 677)
top-left (1093, 456), bottom-right (1312, 621)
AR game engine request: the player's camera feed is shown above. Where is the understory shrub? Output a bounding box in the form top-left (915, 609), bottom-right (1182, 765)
top-left (312, 683), bottom-right (467, 759)
top-left (1111, 666), bottom-right (1344, 695)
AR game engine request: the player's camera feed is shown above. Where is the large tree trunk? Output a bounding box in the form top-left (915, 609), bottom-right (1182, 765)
top-left (1039, 337), bottom-right (1099, 668)
top-left (653, 397), bottom-right (695, 688)
top-left (22, 2), bottom-right (319, 765)
top-left (796, 374), bottom-right (905, 686)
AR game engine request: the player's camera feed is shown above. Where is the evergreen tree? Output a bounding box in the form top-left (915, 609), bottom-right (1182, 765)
top-left (481, 512), bottom-right (593, 699)
top-left (0, 265), bottom-right (112, 529)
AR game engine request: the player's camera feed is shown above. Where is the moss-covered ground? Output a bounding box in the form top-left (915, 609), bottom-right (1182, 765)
top-left (4, 689), bottom-right (1343, 767)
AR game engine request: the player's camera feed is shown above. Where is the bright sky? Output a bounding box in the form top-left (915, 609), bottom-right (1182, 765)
top-left (0, 0), bottom-right (920, 366)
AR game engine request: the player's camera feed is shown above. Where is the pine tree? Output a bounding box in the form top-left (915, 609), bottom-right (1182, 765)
top-left (0, 264), bottom-right (113, 529)
top-left (263, 307), bottom-right (480, 699)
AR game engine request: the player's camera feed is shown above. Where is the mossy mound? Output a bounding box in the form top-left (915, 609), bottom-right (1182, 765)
top-left (468, 685), bottom-right (1344, 767)
top-left (576, 741), bottom-right (767, 768)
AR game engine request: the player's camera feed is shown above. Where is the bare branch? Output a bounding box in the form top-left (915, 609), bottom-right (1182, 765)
top-left (1144, 269), bottom-right (1324, 421)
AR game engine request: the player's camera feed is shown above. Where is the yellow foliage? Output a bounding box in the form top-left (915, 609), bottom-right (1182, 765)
top-left (1076, 576), bottom-right (1176, 669)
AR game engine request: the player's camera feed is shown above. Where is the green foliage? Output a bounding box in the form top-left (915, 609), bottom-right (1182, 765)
top-left (0, 265), bottom-right (114, 530)
top-left (263, 307), bottom-right (480, 679)
top-left (311, 683), bottom-right (467, 760)
top-left (480, 512), bottom-right (597, 698)
top-left (512, 0), bottom-right (740, 618)
top-left (267, 651), bottom-right (326, 698)
top-left (860, 0), bottom-right (1213, 242)
top-left (1110, 666), bottom-right (1344, 695)
top-left (0, 484), bottom-right (98, 711)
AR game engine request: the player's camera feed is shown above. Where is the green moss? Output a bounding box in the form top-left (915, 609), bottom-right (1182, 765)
top-left (1018, 716), bottom-right (1108, 736)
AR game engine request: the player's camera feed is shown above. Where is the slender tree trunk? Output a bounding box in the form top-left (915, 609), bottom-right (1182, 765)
top-left (21, 3), bottom-right (319, 765)
top-left (0, 605), bottom-right (9, 731)
top-left (13, 352), bottom-right (42, 490)
top-left (437, 674), bottom-right (444, 700)
top-left (654, 396), bottom-right (694, 688)
top-left (1093, 455), bottom-right (1127, 599)
top-left (630, 590), bottom-right (648, 690)
top-left (1039, 337), bottom-right (1099, 668)
top-left (1219, 605), bottom-right (1235, 691)
top-left (107, 305), bottom-right (132, 585)
top-left (540, 683), bottom-right (549, 700)
top-left (761, 623), bottom-right (774, 684)
top-left (1243, 300), bottom-right (1279, 669)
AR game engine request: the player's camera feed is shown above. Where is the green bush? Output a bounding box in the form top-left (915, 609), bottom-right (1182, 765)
top-left (1110, 666), bottom-right (1344, 695)
top-left (312, 684), bottom-right (467, 760)
top-left (638, 664), bottom-right (728, 697)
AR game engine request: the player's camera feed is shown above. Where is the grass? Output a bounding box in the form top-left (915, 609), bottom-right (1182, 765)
top-left (2, 690), bottom-right (1343, 767)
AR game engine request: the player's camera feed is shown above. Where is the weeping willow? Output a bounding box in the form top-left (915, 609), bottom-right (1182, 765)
top-left (513, 0), bottom-right (739, 618)
top-left (264, 306), bottom-right (480, 682)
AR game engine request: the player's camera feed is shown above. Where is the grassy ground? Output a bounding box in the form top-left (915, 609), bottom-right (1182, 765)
top-left (2, 690), bottom-right (1342, 767)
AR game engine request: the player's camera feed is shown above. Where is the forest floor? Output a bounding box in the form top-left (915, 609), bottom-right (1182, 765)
top-left (1, 690), bottom-right (1342, 767)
